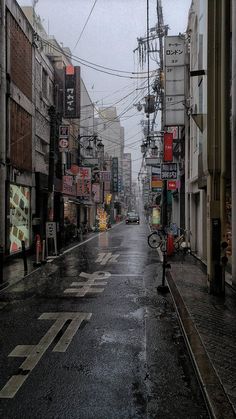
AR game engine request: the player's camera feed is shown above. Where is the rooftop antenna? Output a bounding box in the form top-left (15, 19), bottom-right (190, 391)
top-left (32, 0), bottom-right (39, 10)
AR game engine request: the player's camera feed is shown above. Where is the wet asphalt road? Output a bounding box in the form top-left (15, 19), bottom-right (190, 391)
top-left (0, 219), bottom-right (209, 418)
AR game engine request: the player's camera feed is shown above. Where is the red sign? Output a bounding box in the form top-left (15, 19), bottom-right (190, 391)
top-left (59, 139), bottom-right (69, 149)
top-left (77, 179), bottom-right (91, 197)
top-left (68, 166), bottom-right (91, 179)
top-left (167, 180), bottom-right (177, 190)
top-left (163, 132), bottom-right (173, 162)
top-left (62, 176), bottom-right (76, 196)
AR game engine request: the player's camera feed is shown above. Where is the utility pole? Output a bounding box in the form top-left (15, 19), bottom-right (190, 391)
top-left (156, 0), bottom-right (167, 229)
top-left (0, 0), bottom-right (6, 252)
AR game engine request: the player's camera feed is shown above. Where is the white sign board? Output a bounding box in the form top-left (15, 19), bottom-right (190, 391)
top-left (46, 222), bottom-right (57, 239)
top-left (165, 36), bottom-right (185, 67)
top-left (165, 95), bottom-right (185, 126)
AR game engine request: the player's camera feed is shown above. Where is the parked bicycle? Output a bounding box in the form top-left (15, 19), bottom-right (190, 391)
top-left (148, 225), bottom-right (191, 255)
top-left (173, 227), bottom-right (191, 253)
top-left (147, 227), bottom-right (168, 251)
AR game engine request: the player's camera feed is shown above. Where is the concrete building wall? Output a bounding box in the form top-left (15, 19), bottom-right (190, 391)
top-left (186, 0), bottom-right (208, 263)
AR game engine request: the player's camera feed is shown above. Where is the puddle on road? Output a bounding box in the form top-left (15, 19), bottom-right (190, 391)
top-left (123, 308), bottom-right (144, 321)
top-left (100, 331), bottom-right (134, 345)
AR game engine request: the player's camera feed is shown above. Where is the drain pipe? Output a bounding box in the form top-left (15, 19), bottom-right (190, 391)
top-left (0, 0), bottom-right (6, 251)
top-left (232, 1), bottom-right (236, 287)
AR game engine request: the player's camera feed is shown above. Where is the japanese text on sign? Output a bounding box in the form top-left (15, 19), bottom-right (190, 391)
top-left (161, 163), bottom-right (177, 180)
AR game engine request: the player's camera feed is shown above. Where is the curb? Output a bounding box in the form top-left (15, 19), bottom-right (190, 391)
top-left (166, 270), bottom-right (236, 419)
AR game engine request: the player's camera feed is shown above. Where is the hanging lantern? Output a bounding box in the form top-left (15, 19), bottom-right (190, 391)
top-left (86, 140), bottom-right (93, 157)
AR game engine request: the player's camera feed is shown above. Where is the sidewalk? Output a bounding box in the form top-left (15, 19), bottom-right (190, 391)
top-left (166, 255), bottom-right (236, 418)
top-left (0, 232), bottom-right (94, 291)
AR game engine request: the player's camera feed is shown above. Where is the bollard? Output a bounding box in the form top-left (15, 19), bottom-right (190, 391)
top-left (41, 239), bottom-right (47, 264)
top-left (21, 240), bottom-right (28, 276)
top-left (0, 245), bottom-right (3, 284)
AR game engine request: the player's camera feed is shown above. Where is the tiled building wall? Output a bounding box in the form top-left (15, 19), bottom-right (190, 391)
top-left (9, 12), bottom-right (32, 100)
top-left (10, 99), bottom-right (32, 172)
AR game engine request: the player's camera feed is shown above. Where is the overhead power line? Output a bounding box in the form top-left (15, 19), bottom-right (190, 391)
top-left (40, 38), bottom-right (157, 79)
top-left (73, 0), bottom-right (99, 51)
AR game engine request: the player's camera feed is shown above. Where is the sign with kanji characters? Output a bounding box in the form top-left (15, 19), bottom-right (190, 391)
top-left (161, 163), bottom-right (178, 180)
top-left (167, 180), bottom-right (177, 190)
top-left (64, 66), bottom-right (80, 119)
top-left (92, 183), bottom-right (100, 203)
top-left (163, 132), bottom-right (173, 162)
top-left (75, 167), bottom-right (91, 181)
top-left (77, 179), bottom-right (91, 197)
top-left (112, 157), bottom-right (118, 192)
top-left (62, 176), bottom-right (76, 196)
top-left (165, 36), bottom-right (185, 67)
top-left (100, 171), bottom-right (111, 182)
top-left (59, 125), bottom-right (69, 139)
top-left (46, 222), bottom-right (57, 239)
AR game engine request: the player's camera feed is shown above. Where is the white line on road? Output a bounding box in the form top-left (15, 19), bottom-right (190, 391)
top-left (110, 274), bottom-right (143, 277)
top-left (0, 312), bottom-right (91, 398)
top-left (63, 287), bottom-right (104, 297)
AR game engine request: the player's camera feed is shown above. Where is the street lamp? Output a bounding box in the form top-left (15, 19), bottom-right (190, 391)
top-left (78, 134), bottom-right (98, 162)
top-left (96, 139), bottom-right (104, 154)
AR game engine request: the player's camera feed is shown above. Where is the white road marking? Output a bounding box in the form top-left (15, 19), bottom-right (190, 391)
top-left (110, 274), bottom-right (143, 277)
top-left (96, 253), bottom-right (120, 265)
top-left (71, 281), bottom-right (107, 286)
top-left (79, 271), bottom-right (111, 280)
top-left (0, 312), bottom-right (91, 399)
top-left (64, 271), bottom-right (111, 298)
top-left (109, 255), bottom-right (119, 263)
top-left (95, 253), bottom-right (107, 263)
top-left (64, 287), bottom-right (104, 297)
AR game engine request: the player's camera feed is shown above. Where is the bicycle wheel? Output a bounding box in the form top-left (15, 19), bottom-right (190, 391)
top-left (148, 231), bottom-right (162, 249)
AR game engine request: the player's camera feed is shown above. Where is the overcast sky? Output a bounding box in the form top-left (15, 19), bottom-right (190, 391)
top-left (17, 0), bottom-right (191, 178)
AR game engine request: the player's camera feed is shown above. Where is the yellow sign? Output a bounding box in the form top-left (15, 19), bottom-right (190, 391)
top-left (105, 194), bottom-right (112, 204)
top-left (98, 209), bottom-right (108, 231)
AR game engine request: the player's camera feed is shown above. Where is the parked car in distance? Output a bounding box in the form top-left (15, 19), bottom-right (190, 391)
top-left (126, 212), bottom-right (140, 224)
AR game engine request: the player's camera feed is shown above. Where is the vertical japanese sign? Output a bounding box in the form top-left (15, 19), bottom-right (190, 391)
top-left (76, 167), bottom-right (91, 198)
top-left (112, 157), bottom-right (118, 192)
top-left (164, 36), bottom-right (185, 126)
top-left (163, 132), bottom-right (173, 162)
top-left (64, 65), bottom-right (80, 119)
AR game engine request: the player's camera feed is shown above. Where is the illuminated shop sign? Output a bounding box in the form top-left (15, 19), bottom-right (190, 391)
top-left (9, 184), bottom-right (30, 253)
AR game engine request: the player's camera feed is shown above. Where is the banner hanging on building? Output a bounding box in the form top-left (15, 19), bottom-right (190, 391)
top-left (64, 65), bottom-right (80, 119)
top-left (77, 178), bottom-right (91, 197)
top-left (112, 157), bottom-right (118, 192)
top-left (92, 183), bottom-right (100, 203)
top-left (163, 132), bottom-right (173, 162)
top-left (62, 176), bottom-right (76, 196)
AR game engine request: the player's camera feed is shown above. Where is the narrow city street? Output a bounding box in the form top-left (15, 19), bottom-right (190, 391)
top-left (0, 219), bottom-right (209, 419)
